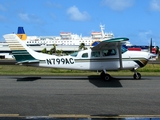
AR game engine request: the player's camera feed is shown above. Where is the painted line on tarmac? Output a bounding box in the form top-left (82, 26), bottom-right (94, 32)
top-left (49, 114), bottom-right (90, 118)
top-left (0, 114), bottom-right (19, 117)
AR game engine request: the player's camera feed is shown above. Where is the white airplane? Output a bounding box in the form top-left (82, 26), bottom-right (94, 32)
top-left (3, 27), bottom-right (152, 81)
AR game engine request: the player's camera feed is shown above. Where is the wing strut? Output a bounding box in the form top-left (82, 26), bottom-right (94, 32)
top-left (118, 42), bottom-right (123, 69)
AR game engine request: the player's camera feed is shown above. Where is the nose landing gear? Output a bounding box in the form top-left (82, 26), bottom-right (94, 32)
top-left (133, 72), bottom-right (141, 79)
top-left (132, 68), bottom-right (141, 80)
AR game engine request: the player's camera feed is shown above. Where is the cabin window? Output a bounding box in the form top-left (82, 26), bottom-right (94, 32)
top-left (82, 53), bottom-right (88, 58)
top-left (102, 49), bottom-right (116, 56)
top-left (91, 51), bottom-right (100, 57)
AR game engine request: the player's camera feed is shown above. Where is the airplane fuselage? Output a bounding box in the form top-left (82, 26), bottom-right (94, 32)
top-left (27, 48), bottom-right (149, 71)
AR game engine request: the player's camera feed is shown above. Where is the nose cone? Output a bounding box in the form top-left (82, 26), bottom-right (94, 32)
top-left (136, 51), bottom-right (150, 67)
top-left (148, 53), bottom-right (157, 60)
top-left (127, 51), bottom-right (149, 68)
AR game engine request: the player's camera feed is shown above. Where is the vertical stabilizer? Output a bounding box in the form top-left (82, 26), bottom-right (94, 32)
top-left (17, 27), bottom-right (27, 40)
top-left (3, 27), bottom-right (39, 63)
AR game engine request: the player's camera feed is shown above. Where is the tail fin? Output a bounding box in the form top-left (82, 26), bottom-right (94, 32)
top-left (3, 27), bottom-right (39, 64)
top-left (16, 27), bottom-right (27, 40)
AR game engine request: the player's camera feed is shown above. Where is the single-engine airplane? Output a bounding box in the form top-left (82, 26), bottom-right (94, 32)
top-left (3, 27), bottom-right (152, 81)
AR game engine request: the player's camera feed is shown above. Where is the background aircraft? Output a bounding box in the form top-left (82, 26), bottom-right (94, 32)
top-left (3, 27), bottom-right (152, 81)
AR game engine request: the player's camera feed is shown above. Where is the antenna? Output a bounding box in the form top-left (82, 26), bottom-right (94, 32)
top-left (100, 24), bottom-right (105, 38)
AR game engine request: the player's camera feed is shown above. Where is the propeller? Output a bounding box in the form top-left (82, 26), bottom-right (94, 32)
top-left (149, 38), bottom-right (152, 53)
top-left (148, 38), bottom-right (157, 60)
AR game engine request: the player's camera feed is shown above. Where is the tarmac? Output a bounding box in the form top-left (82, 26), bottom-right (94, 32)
top-left (0, 75), bottom-right (160, 118)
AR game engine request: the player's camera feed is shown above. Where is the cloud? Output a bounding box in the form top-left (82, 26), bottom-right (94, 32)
top-left (45, 1), bottom-right (62, 8)
top-left (150, 0), bottom-right (160, 12)
top-left (0, 15), bottom-right (7, 22)
top-left (138, 30), bottom-right (152, 38)
top-left (50, 13), bottom-right (57, 20)
top-left (18, 13), bottom-right (43, 24)
top-left (101, 0), bottom-right (135, 11)
top-left (137, 30), bottom-right (153, 44)
top-left (0, 4), bottom-right (6, 11)
top-left (18, 13), bottom-right (30, 21)
top-left (67, 6), bottom-right (90, 21)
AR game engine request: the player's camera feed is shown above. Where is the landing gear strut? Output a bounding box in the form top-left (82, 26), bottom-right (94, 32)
top-left (100, 70), bottom-right (111, 81)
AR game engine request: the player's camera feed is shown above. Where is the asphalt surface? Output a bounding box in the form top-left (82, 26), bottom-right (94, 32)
top-left (0, 75), bottom-right (160, 118)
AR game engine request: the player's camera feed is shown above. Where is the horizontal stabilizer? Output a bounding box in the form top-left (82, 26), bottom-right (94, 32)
top-left (17, 60), bottom-right (40, 64)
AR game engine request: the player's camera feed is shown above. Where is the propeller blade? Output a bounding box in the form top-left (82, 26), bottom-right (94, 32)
top-left (149, 38), bottom-right (152, 53)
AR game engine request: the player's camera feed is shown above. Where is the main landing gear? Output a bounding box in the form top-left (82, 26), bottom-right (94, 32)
top-left (101, 69), bottom-right (142, 81)
top-left (100, 70), bottom-right (111, 81)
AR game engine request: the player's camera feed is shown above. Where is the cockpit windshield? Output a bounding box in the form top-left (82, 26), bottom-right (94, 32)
top-left (70, 52), bottom-right (78, 57)
top-left (121, 46), bottom-right (128, 53)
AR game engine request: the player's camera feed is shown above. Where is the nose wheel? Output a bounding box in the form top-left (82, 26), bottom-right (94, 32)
top-left (133, 72), bottom-right (141, 80)
top-left (132, 68), bottom-right (141, 80)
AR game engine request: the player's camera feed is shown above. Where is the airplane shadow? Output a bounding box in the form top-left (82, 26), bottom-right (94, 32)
top-left (17, 77), bottom-right (41, 81)
top-left (15, 75), bottom-right (123, 87)
top-left (88, 75), bottom-right (122, 88)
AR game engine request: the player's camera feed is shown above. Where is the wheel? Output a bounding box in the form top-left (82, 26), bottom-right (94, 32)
top-left (133, 73), bottom-right (141, 80)
top-left (100, 71), bottom-right (105, 78)
top-left (104, 74), bottom-right (111, 81)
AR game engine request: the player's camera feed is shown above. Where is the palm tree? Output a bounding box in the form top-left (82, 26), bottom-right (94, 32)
top-left (49, 44), bottom-right (56, 55)
top-left (79, 43), bottom-right (87, 51)
top-left (41, 48), bottom-right (47, 53)
top-left (56, 50), bottom-right (63, 56)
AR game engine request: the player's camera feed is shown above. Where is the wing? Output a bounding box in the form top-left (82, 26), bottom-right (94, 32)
top-left (91, 37), bottom-right (129, 50)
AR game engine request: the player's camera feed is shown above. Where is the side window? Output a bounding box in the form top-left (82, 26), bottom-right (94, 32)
top-left (102, 49), bottom-right (116, 56)
top-left (102, 50), bottom-right (108, 56)
top-left (82, 53), bottom-right (88, 58)
top-left (91, 51), bottom-right (100, 57)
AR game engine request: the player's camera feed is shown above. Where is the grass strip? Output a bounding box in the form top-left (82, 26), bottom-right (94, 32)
top-left (0, 64), bottom-right (160, 76)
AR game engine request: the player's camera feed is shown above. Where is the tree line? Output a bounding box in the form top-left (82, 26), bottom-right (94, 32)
top-left (41, 43), bottom-right (87, 56)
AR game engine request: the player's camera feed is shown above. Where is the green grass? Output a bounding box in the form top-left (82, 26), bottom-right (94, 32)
top-left (0, 64), bottom-right (160, 76)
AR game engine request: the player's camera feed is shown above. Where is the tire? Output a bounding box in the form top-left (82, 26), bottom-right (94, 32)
top-left (100, 71), bottom-right (105, 78)
top-left (133, 73), bottom-right (141, 80)
top-left (104, 74), bottom-right (111, 81)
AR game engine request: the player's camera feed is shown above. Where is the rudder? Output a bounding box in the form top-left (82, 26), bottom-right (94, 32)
top-left (4, 32), bottom-right (38, 64)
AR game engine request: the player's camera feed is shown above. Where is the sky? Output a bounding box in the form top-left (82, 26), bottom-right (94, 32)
top-left (0, 0), bottom-right (160, 46)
